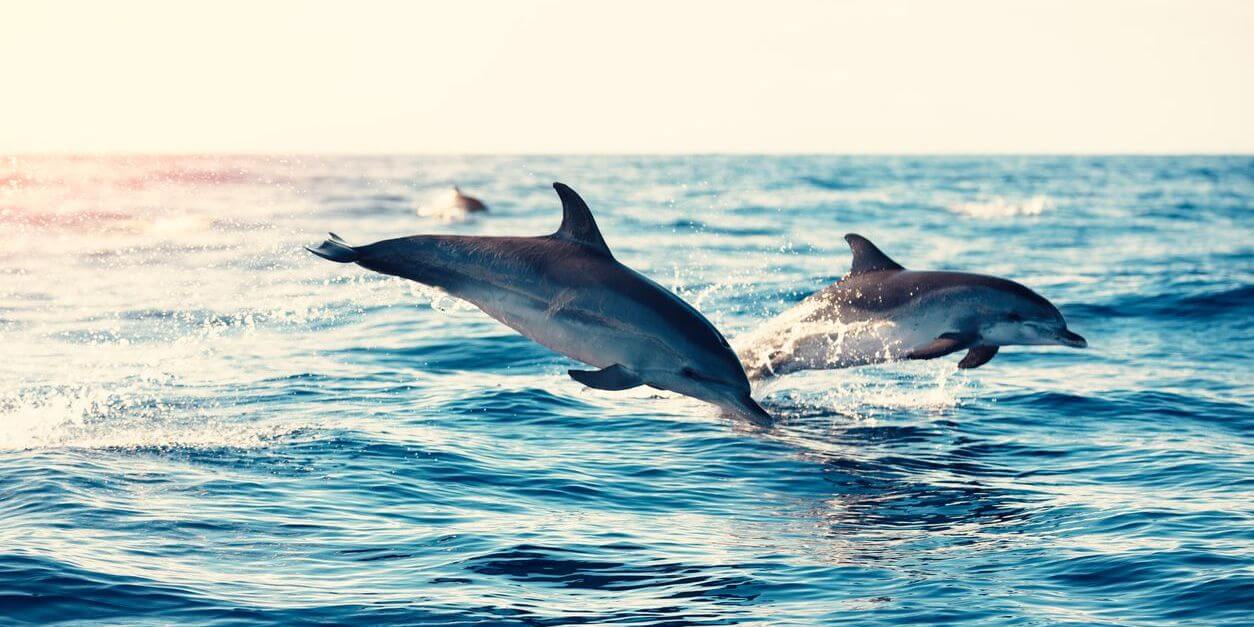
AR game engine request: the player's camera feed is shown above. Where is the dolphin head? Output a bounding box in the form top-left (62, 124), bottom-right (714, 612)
top-left (974, 280), bottom-right (1087, 349)
top-left (654, 345), bottom-right (774, 427)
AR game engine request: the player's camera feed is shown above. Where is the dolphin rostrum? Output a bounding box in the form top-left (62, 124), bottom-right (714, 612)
top-left (309, 183), bottom-right (773, 426)
top-left (737, 234), bottom-right (1087, 379)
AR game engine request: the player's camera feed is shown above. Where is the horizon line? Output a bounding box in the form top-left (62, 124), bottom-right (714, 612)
top-left (7, 151), bottom-right (1254, 158)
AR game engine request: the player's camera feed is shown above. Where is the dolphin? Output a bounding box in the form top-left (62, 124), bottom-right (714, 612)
top-left (737, 234), bottom-right (1087, 379)
top-left (418, 185), bottom-right (487, 220)
top-left (309, 183), bottom-right (773, 426)
top-left (449, 185), bottom-right (488, 213)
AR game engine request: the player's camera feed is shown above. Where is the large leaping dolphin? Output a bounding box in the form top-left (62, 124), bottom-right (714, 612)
top-left (737, 234), bottom-right (1087, 379)
top-left (309, 183), bottom-right (773, 427)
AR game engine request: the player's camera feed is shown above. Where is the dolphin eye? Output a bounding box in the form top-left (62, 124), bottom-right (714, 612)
top-left (680, 367), bottom-right (715, 383)
top-left (1007, 312), bottom-right (1023, 322)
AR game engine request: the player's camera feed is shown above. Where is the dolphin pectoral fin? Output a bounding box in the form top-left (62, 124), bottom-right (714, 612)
top-left (908, 333), bottom-right (976, 360)
top-left (568, 364), bottom-right (643, 391)
top-left (958, 345), bottom-right (999, 369)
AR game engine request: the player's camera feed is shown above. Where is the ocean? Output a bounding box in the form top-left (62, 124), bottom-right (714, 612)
top-left (1, 155), bottom-right (1250, 625)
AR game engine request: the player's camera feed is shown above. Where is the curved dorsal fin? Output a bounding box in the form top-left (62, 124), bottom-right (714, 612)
top-left (845, 233), bottom-right (904, 274)
top-left (552, 183), bottom-right (612, 256)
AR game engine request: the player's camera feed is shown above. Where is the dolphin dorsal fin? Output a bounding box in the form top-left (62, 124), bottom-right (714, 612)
top-left (552, 183), bottom-right (612, 256)
top-left (845, 233), bottom-right (904, 274)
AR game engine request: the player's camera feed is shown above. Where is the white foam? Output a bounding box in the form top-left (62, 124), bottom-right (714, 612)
top-left (948, 195), bottom-right (1052, 218)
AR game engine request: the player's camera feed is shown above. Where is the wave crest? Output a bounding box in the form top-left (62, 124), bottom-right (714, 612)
top-left (948, 195), bottom-right (1052, 218)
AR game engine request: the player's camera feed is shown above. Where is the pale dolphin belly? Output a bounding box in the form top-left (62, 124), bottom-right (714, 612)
top-left (463, 286), bottom-right (628, 367)
top-left (448, 278), bottom-right (676, 380)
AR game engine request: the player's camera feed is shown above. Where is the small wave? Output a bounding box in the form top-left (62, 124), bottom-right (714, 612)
top-left (1159, 285), bottom-right (1254, 317)
top-left (1068, 284), bottom-right (1253, 320)
top-left (948, 195), bottom-right (1052, 218)
top-left (464, 543), bottom-right (759, 594)
top-left (0, 385), bottom-right (294, 451)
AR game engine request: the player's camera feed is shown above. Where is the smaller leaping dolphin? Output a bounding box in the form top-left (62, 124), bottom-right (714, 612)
top-left (310, 183), bottom-right (773, 427)
top-left (737, 234), bottom-right (1087, 379)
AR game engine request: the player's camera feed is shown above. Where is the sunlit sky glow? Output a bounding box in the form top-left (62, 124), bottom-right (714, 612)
top-left (3, 0), bottom-right (1251, 154)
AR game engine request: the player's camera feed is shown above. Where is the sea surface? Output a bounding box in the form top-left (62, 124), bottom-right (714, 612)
top-left (1, 155), bottom-right (1251, 625)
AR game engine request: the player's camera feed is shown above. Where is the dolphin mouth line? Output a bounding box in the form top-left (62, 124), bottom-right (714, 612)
top-left (721, 395), bottom-right (774, 428)
top-left (1057, 330), bottom-right (1088, 348)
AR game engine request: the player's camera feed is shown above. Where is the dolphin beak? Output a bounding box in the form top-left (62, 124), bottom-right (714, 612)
top-left (721, 394), bottom-right (774, 428)
top-left (1057, 329), bottom-right (1087, 348)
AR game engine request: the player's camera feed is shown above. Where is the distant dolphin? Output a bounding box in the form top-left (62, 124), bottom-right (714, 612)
top-left (309, 183), bottom-right (773, 426)
top-left (737, 234), bottom-right (1087, 379)
top-left (417, 185), bottom-right (487, 220)
top-left (449, 185), bottom-right (487, 213)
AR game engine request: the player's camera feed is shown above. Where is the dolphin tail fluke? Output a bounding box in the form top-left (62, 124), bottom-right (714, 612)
top-left (306, 235), bottom-right (358, 263)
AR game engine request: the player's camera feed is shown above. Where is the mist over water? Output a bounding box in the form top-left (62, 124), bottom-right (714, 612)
top-left (1, 155), bottom-right (1251, 624)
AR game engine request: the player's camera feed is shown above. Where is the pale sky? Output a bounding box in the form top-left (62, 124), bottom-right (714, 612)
top-left (2, 0), bottom-right (1251, 154)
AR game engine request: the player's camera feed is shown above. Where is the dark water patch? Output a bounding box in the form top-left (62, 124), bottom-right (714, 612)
top-left (0, 551), bottom-right (554, 625)
top-left (369, 193), bottom-right (410, 203)
top-left (991, 388), bottom-right (1252, 432)
top-left (799, 175), bottom-right (866, 191)
top-left (0, 554), bottom-right (239, 625)
top-left (463, 544), bottom-right (762, 603)
top-left (1036, 549), bottom-right (1254, 625)
top-left (1158, 572), bottom-right (1254, 622)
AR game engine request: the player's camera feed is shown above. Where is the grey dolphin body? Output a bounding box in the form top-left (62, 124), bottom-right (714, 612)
top-left (738, 234), bottom-right (1087, 379)
top-left (309, 183), bottom-right (772, 426)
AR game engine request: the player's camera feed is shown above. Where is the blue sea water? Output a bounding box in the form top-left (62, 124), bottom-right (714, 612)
top-left (0, 155), bottom-right (1251, 625)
